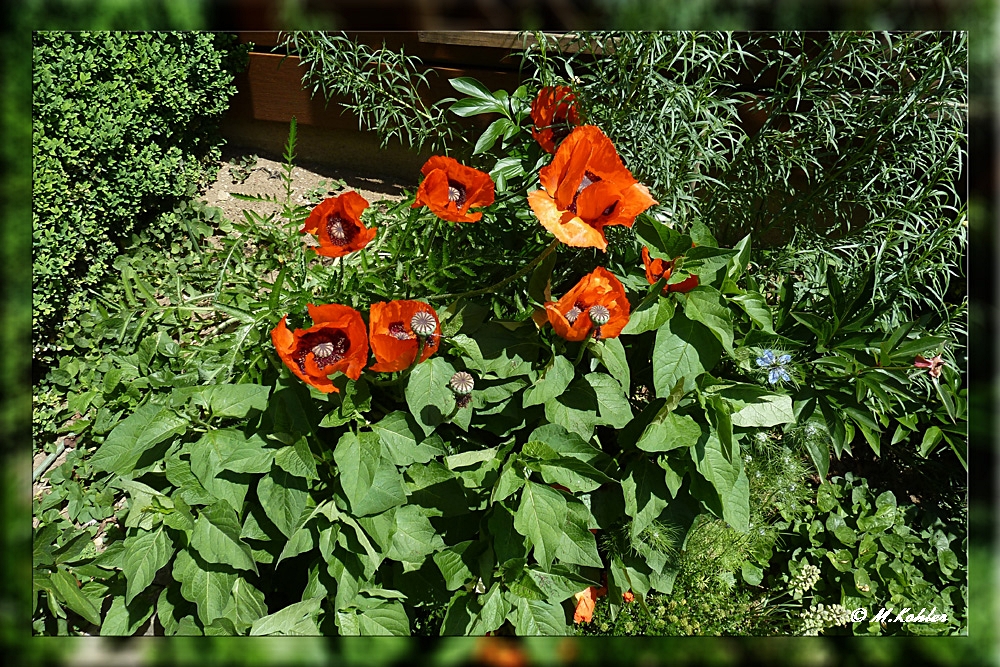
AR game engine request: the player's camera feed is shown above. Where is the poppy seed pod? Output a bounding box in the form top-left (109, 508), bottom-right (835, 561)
top-left (449, 371), bottom-right (475, 395)
top-left (410, 310), bottom-right (437, 337)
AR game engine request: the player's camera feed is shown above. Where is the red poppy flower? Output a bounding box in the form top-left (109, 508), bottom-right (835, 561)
top-left (271, 304), bottom-right (368, 393)
top-left (412, 156), bottom-right (495, 223)
top-left (530, 85), bottom-right (581, 153)
top-left (622, 590), bottom-right (635, 603)
top-left (641, 246), bottom-right (700, 293)
top-left (300, 191), bottom-right (376, 258)
top-left (545, 267), bottom-right (630, 341)
top-left (368, 300), bottom-right (441, 373)
top-left (528, 125), bottom-right (657, 251)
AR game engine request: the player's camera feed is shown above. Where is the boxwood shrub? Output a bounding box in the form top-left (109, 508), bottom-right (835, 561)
top-left (32, 31), bottom-right (247, 362)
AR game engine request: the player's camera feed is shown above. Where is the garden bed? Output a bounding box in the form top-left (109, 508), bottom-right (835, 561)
top-left (32, 31), bottom-right (967, 639)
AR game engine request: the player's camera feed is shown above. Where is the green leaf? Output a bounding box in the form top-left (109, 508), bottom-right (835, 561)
top-left (405, 357), bottom-right (458, 435)
top-left (190, 429), bottom-right (274, 475)
top-left (588, 337), bottom-right (630, 391)
top-left (634, 405), bottom-right (702, 453)
top-left (522, 354), bottom-right (574, 408)
top-left (200, 384), bottom-right (270, 418)
top-left (357, 601), bottom-right (411, 636)
top-left (191, 501), bottom-right (258, 574)
top-left (387, 505), bottom-right (445, 571)
top-left (100, 592), bottom-right (155, 636)
top-left (514, 481), bottom-right (568, 570)
top-left (558, 516), bottom-right (603, 568)
top-left (249, 597), bottom-right (323, 636)
top-left (122, 526), bottom-right (174, 604)
top-left (474, 117), bottom-right (515, 154)
top-left (622, 456), bottom-right (671, 539)
top-left (90, 403), bottom-right (187, 474)
top-left (445, 446), bottom-right (499, 470)
top-left (535, 456), bottom-right (613, 494)
top-left (692, 433), bottom-right (750, 532)
top-left (257, 466), bottom-right (309, 537)
top-left (681, 286), bottom-right (734, 355)
top-left (273, 437), bottom-right (319, 480)
top-left (334, 430), bottom-right (378, 514)
top-left (544, 378), bottom-right (600, 441)
top-left (919, 426), bottom-right (944, 458)
top-left (374, 411), bottom-right (442, 466)
top-left (713, 384), bottom-right (795, 428)
top-left (621, 296), bottom-right (674, 335)
top-left (172, 548), bottom-right (237, 626)
top-left (351, 456), bottom-right (408, 517)
top-left (729, 293), bottom-right (775, 333)
top-left (727, 234), bottom-right (751, 280)
top-left (512, 596), bottom-right (569, 635)
top-left (584, 373), bottom-right (633, 428)
top-left (684, 245), bottom-right (735, 285)
top-left (449, 76), bottom-right (501, 102)
top-left (433, 541), bottom-right (477, 591)
top-left (49, 566), bottom-right (102, 626)
top-left (468, 583), bottom-right (509, 635)
top-left (652, 312), bottom-right (721, 397)
top-left (225, 577), bottom-right (268, 632)
top-left (527, 423), bottom-right (608, 466)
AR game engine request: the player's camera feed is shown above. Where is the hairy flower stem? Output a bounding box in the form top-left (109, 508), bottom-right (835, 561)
top-left (427, 238), bottom-right (561, 302)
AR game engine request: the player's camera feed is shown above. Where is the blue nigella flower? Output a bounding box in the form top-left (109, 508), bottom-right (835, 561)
top-left (756, 349), bottom-right (792, 385)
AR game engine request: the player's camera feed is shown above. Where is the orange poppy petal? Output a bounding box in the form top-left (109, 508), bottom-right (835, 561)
top-left (529, 190), bottom-right (609, 251)
top-left (574, 179), bottom-right (622, 222)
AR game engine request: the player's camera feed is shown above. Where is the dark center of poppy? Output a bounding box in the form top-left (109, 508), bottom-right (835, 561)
top-left (326, 214), bottom-right (357, 246)
top-left (296, 331), bottom-right (350, 373)
top-left (564, 300), bottom-right (587, 324)
top-left (447, 180), bottom-right (467, 208)
top-left (387, 322), bottom-right (412, 341)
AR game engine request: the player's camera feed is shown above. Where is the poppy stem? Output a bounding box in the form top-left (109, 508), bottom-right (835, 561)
top-left (427, 238), bottom-right (561, 303)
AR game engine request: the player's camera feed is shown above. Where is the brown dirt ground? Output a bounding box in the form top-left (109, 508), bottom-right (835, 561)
top-left (199, 146), bottom-right (413, 222)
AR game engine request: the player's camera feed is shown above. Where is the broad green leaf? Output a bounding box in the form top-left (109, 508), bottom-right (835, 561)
top-left (374, 411), bottom-right (442, 466)
top-left (727, 234), bottom-right (751, 280)
top-left (526, 565), bottom-right (600, 603)
top-left (468, 583), bottom-right (509, 635)
top-left (557, 517), bottom-right (603, 568)
top-left (622, 457), bottom-right (671, 539)
top-left (544, 378), bottom-right (600, 442)
top-left (122, 526), bottom-right (174, 604)
top-left (200, 384), bottom-right (270, 418)
top-left (357, 600), bottom-right (411, 636)
top-left (474, 117), bottom-right (514, 154)
top-left (527, 423), bottom-right (608, 466)
top-left (584, 373), bottom-right (633, 428)
top-left (351, 456), bottom-right (408, 517)
top-left (250, 597), bottom-right (323, 636)
top-left (692, 433), bottom-right (750, 532)
top-left (653, 312), bottom-right (721, 397)
top-left (433, 541), bottom-right (477, 591)
top-left (273, 437), bottom-right (319, 480)
top-left (100, 592), bottom-right (155, 636)
top-left (445, 446), bottom-right (499, 470)
top-left (225, 577), bottom-right (268, 632)
top-left (405, 357), bottom-right (457, 435)
top-left (522, 354), bottom-right (574, 408)
top-left (681, 286), bottom-right (734, 355)
top-left (492, 463), bottom-right (525, 503)
top-left (334, 430), bottom-right (378, 515)
top-left (634, 405), bottom-right (702, 453)
top-left (588, 337), bottom-right (630, 392)
top-left (715, 385), bottom-right (795, 428)
top-left (449, 76), bottom-right (501, 102)
top-left (190, 429), bottom-right (274, 475)
top-left (257, 467), bottom-right (309, 538)
top-left (514, 481), bottom-right (567, 570)
top-left (49, 566), bottom-right (102, 626)
top-left (173, 548), bottom-right (237, 626)
top-left (387, 505), bottom-right (445, 571)
top-left (684, 245), bottom-right (736, 285)
top-left (621, 296), bottom-right (674, 335)
top-left (90, 403), bottom-right (187, 474)
top-left (512, 596), bottom-right (569, 635)
top-left (535, 456), bottom-right (612, 494)
top-left (919, 426), bottom-right (944, 458)
top-left (730, 292), bottom-right (775, 333)
top-left (191, 501), bottom-right (258, 574)
top-left (164, 453), bottom-right (216, 506)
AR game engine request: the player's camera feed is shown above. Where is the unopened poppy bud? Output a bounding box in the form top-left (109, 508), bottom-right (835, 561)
top-left (410, 311), bottom-right (437, 337)
top-left (588, 304), bottom-right (610, 326)
top-left (450, 371), bottom-right (475, 395)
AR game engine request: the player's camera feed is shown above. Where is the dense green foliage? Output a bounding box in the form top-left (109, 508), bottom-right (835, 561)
top-left (32, 31), bottom-right (966, 640)
top-left (32, 31), bottom-right (247, 359)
